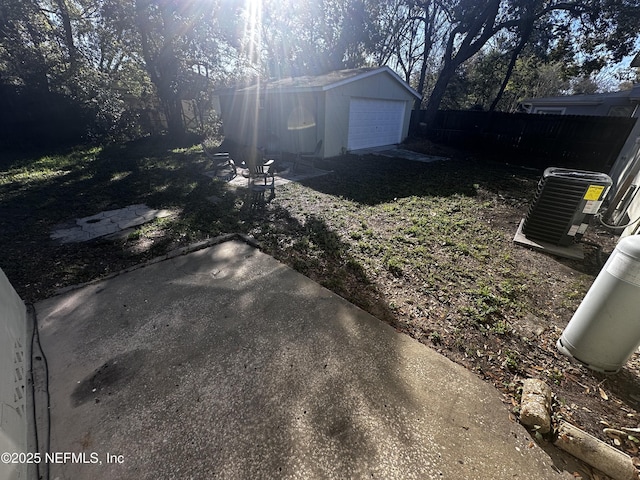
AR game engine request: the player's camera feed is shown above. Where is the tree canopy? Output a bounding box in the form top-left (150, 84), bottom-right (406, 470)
top-left (1, 0), bottom-right (639, 145)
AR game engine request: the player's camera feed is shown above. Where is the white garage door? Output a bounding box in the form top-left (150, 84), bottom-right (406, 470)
top-left (347, 98), bottom-right (406, 150)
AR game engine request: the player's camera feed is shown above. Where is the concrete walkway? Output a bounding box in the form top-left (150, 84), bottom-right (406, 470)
top-left (351, 145), bottom-right (450, 163)
top-left (374, 148), bottom-right (450, 163)
top-left (34, 239), bottom-right (573, 480)
top-left (50, 204), bottom-right (175, 243)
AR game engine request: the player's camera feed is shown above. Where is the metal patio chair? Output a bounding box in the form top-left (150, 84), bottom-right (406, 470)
top-left (240, 145), bottom-right (275, 193)
top-left (201, 142), bottom-right (237, 177)
top-left (294, 139), bottom-right (322, 172)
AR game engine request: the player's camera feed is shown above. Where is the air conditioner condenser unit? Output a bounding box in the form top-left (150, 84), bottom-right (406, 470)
top-left (514, 167), bottom-right (612, 258)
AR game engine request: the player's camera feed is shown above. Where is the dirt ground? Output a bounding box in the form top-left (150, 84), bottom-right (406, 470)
top-left (2, 137), bottom-right (640, 479)
top-left (379, 140), bottom-right (640, 478)
top-left (262, 139), bottom-right (640, 479)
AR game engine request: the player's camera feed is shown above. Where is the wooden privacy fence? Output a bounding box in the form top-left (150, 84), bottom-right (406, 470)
top-left (411, 110), bottom-right (637, 172)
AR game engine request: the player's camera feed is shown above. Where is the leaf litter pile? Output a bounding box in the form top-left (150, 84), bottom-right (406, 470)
top-left (1, 138), bottom-right (639, 478)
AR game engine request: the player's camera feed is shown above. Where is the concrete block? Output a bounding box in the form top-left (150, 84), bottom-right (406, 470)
top-left (520, 378), bottom-right (552, 434)
top-left (87, 223), bottom-right (120, 236)
top-left (102, 209), bottom-right (125, 218)
top-left (130, 204), bottom-right (150, 214)
top-left (118, 218), bottom-right (145, 230)
top-left (141, 211), bottom-right (158, 222)
top-left (77, 212), bottom-right (106, 225)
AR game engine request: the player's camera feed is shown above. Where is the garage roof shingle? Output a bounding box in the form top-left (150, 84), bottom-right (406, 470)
top-left (223, 66), bottom-right (421, 99)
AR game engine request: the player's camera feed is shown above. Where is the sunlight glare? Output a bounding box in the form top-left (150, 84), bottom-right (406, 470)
top-left (242, 0), bottom-right (263, 66)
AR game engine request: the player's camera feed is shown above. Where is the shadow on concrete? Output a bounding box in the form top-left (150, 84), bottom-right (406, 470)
top-left (34, 241), bottom-right (414, 478)
top-left (34, 240), bottom-right (569, 479)
top-left (241, 206), bottom-right (397, 327)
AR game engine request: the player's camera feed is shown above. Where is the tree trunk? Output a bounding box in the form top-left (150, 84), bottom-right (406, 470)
top-left (162, 91), bottom-right (185, 140)
top-left (21, 20), bottom-right (52, 92)
top-left (420, 0), bottom-right (501, 128)
top-left (420, 62), bottom-right (457, 129)
top-left (413, 2), bottom-right (434, 111)
top-left (414, 58), bottom-right (429, 111)
top-left (488, 50), bottom-right (519, 112)
top-left (411, 25), bottom-right (432, 136)
top-left (155, 51), bottom-right (185, 139)
top-left (489, 18), bottom-right (534, 112)
top-left (135, 0), bottom-right (186, 139)
top-left (55, 0), bottom-right (77, 70)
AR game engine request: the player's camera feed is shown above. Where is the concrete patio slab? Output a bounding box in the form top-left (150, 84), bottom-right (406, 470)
top-left (50, 205), bottom-right (176, 244)
top-left (513, 219), bottom-right (584, 260)
top-left (203, 161), bottom-right (331, 189)
top-left (351, 146), bottom-right (450, 163)
top-left (378, 149), bottom-right (450, 163)
top-left (34, 239), bottom-right (573, 480)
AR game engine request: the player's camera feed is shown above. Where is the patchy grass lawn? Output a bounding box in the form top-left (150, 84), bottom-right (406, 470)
top-left (1, 137), bottom-right (639, 471)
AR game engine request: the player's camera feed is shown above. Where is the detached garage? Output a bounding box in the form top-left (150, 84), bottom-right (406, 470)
top-left (217, 66), bottom-right (421, 159)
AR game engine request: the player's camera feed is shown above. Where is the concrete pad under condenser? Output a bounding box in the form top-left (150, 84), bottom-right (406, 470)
top-left (35, 239), bottom-right (571, 480)
top-left (513, 219), bottom-right (584, 260)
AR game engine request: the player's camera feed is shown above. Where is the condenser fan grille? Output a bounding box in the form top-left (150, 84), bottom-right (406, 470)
top-left (521, 168), bottom-right (612, 246)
